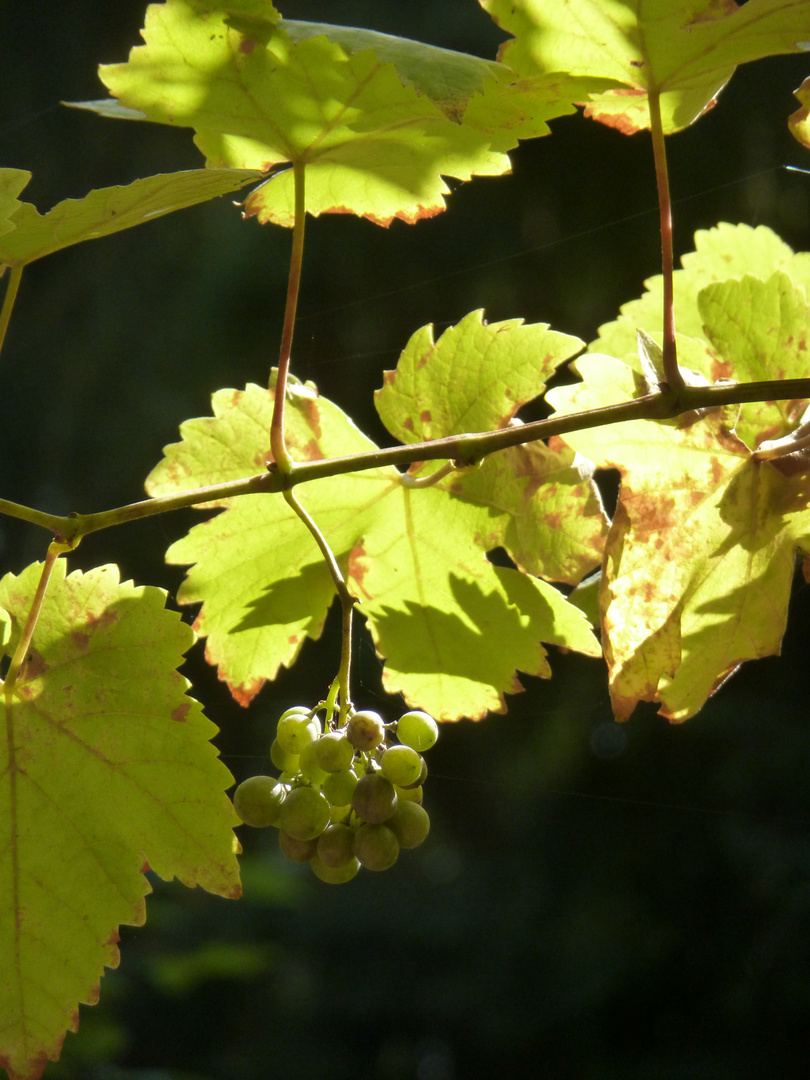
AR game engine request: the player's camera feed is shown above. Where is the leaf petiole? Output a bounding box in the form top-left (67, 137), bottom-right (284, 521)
top-left (0, 265), bottom-right (23, 366)
top-left (2, 541), bottom-right (68, 697)
top-left (648, 89), bottom-right (683, 394)
top-left (282, 487), bottom-right (357, 724)
top-left (270, 161), bottom-right (307, 475)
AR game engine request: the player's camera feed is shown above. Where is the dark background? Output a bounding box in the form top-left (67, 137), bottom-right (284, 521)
top-left (4, 2), bottom-right (810, 1078)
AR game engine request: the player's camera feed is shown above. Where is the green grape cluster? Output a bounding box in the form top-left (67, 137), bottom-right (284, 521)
top-left (232, 705), bottom-right (439, 884)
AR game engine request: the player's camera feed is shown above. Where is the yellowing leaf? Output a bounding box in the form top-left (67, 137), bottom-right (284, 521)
top-left (549, 317), bottom-right (810, 720)
top-left (789, 74), bottom-right (810, 148)
top-left (0, 561), bottom-right (239, 1080)
top-left (698, 272), bottom-right (810, 448)
top-left (0, 168), bottom-right (261, 271)
top-left (94, 1), bottom-right (503, 225)
top-left (482, 0), bottom-right (810, 134)
top-left (592, 222), bottom-right (810, 358)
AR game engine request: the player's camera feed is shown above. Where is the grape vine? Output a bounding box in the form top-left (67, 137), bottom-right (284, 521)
top-left (2, 1), bottom-right (810, 1077)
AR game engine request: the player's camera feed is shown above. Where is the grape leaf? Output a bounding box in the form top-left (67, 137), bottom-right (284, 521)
top-left (592, 222), bottom-right (810, 359)
top-left (481, 0), bottom-right (810, 134)
top-left (146, 314), bottom-right (601, 719)
top-left (146, 379), bottom-right (390, 705)
top-left (349, 487), bottom-right (601, 718)
top-left (0, 170), bottom-right (29, 239)
top-left (0, 561), bottom-right (239, 1080)
top-left (548, 266), bottom-right (810, 720)
top-left (89, 0), bottom-right (591, 227)
top-left (374, 310), bottom-right (607, 583)
top-left (789, 74), bottom-right (810, 148)
top-left (0, 168), bottom-right (261, 271)
top-left (697, 272), bottom-right (810, 449)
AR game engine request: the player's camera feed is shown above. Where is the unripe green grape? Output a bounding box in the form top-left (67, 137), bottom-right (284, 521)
top-left (396, 710), bottom-right (438, 752)
top-left (310, 854), bottom-right (360, 884)
top-left (322, 768), bottom-right (358, 807)
top-left (395, 784), bottom-right (423, 805)
top-left (380, 744), bottom-right (422, 788)
top-left (278, 785), bottom-right (331, 841)
top-left (233, 775), bottom-right (286, 828)
top-left (277, 714), bottom-right (320, 755)
top-left (354, 823), bottom-right (399, 871)
top-left (316, 823), bottom-right (356, 868)
top-left (298, 740), bottom-right (329, 786)
top-left (269, 738), bottom-right (300, 774)
top-left (315, 731), bottom-right (354, 772)
top-left (347, 710), bottom-right (385, 751)
top-left (401, 756), bottom-right (428, 790)
top-left (388, 801), bottom-right (430, 849)
top-left (352, 771), bottom-right (398, 824)
top-left (278, 705), bottom-right (311, 723)
top-left (279, 830), bottom-right (317, 862)
top-left (329, 804), bottom-right (352, 825)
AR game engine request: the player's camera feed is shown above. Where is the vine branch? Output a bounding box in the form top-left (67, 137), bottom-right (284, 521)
top-left (4, 376), bottom-right (810, 543)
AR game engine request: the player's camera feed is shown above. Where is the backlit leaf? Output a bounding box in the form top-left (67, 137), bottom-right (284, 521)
top-left (0, 169), bottom-right (29, 239)
top-left (0, 169), bottom-right (262, 271)
top-left (0, 561), bottom-right (239, 1080)
top-left (146, 313), bottom-right (601, 719)
top-left (592, 222), bottom-right (810, 359)
top-left (548, 263), bottom-right (810, 720)
top-left (90, 1), bottom-right (591, 226)
top-left (481, 0), bottom-right (810, 134)
top-left (789, 74), bottom-right (810, 148)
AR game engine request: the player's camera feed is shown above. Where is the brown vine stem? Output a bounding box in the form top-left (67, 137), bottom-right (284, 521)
top-left (5, 377), bottom-right (810, 542)
top-left (269, 160), bottom-right (307, 477)
top-left (283, 488), bottom-right (356, 723)
top-left (648, 88), bottom-right (683, 395)
top-left (0, 266), bottom-right (23, 364)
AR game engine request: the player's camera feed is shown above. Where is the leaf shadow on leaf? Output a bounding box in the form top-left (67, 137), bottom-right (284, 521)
top-left (369, 572), bottom-right (550, 680)
top-left (714, 462), bottom-right (808, 558)
top-left (233, 559), bottom-right (336, 634)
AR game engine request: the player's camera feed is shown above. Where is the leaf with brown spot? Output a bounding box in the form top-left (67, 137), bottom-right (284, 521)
top-left (549, 344), bottom-right (810, 721)
top-left (0, 561), bottom-right (239, 1080)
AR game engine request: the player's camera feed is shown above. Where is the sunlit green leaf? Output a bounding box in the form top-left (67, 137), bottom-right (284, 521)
top-left (481, 0), bottom-right (810, 134)
top-left (146, 312), bottom-right (602, 719)
top-left (0, 561), bottom-right (239, 1080)
top-left (0, 169), bottom-right (29, 239)
top-left (592, 222), bottom-right (810, 359)
top-left (0, 169), bottom-right (261, 271)
top-left (89, 1), bottom-right (592, 226)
